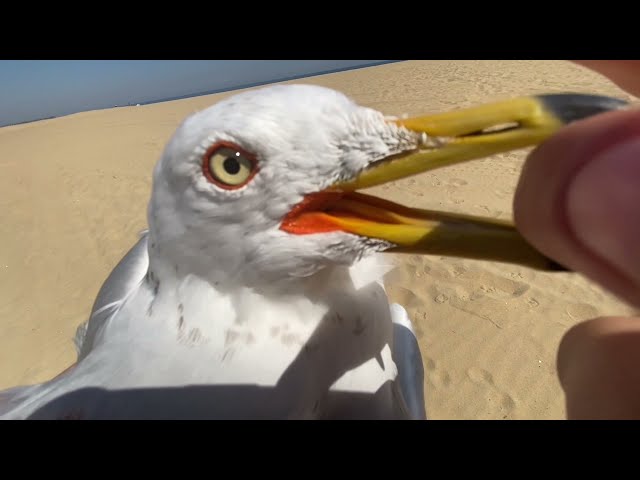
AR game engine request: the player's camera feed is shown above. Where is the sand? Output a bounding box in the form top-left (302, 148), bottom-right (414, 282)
top-left (0, 60), bottom-right (637, 419)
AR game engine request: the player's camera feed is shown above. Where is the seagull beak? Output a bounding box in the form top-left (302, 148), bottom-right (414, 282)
top-left (281, 94), bottom-right (628, 271)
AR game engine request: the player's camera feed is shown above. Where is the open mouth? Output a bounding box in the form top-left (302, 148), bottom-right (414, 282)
top-left (281, 94), bottom-right (628, 271)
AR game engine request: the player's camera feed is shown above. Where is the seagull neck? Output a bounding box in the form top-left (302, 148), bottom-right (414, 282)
top-left (146, 254), bottom-right (358, 307)
top-left (147, 253), bottom-right (321, 298)
top-left (146, 227), bottom-right (366, 297)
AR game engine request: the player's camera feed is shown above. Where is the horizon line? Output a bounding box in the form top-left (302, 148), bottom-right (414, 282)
top-left (2, 61), bottom-right (402, 128)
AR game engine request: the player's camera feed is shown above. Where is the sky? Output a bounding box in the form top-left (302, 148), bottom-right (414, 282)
top-left (0, 60), bottom-right (395, 127)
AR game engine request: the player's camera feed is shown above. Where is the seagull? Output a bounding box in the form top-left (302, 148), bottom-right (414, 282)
top-left (0, 85), bottom-right (626, 419)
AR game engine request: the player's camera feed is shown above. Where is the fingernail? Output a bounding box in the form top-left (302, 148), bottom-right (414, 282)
top-left (566, 138), bottom-right (640, 282)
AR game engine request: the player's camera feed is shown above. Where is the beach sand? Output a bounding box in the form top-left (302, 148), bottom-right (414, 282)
top-left (0, 60), bottom-right (637, 419)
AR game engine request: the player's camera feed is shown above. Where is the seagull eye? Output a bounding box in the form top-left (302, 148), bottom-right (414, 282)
top-left (203, 142), bottom-right (257, 189)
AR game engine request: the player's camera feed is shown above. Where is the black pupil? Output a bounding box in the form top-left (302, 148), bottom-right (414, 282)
top-left (223, 156), bottom-right (241, 175)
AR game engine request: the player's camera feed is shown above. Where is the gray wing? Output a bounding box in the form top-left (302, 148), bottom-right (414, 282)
top-left (0, 385), bottom-right (41, 416)
top-left (390, 303), bottom-right (427, 420)
top-left (0, 232), bottom-right (149, 417)
top-left (74, 231), bottom-right (150, 360)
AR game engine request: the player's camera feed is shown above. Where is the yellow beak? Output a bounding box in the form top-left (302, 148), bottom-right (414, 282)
top-left (281, 94), bottom-right (627, 271)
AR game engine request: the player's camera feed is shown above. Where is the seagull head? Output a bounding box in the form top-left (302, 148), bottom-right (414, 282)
top-left (147, 84), bottom-right (626, 287)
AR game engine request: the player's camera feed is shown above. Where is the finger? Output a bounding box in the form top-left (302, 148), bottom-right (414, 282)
top-left (514, 108), bottom-right (640, 308)
top-left (557, 316), bottom-right (640, 419)
top-left (573, 61), bottom-right (640, 98)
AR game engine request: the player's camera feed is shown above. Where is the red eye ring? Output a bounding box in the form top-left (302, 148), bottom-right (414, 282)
top-left (202, 141), bottom-right (259, 190)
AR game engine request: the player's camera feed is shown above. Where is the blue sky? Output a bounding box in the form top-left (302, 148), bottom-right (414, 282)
top-left (0, 60), bottom-right (395, 127)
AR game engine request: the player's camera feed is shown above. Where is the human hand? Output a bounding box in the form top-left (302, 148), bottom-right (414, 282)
top-left (514, 60), bottom-right (640, 419)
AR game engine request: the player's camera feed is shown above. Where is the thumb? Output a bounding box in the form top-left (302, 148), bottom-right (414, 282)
top-left (573, 61), bottom-right (640, 98)
top-left (558, 316), bottom-right (640, 419)
top-left (514, 108), bottom-right (640, 308)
